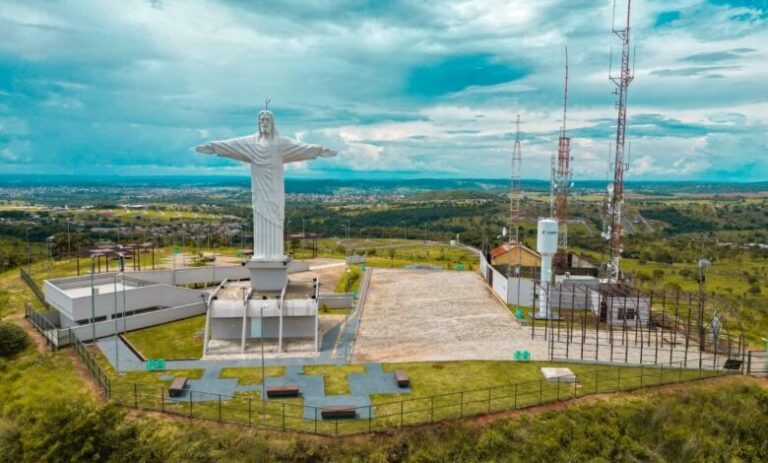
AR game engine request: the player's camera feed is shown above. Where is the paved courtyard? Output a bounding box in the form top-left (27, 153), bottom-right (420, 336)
top-left (352, 269), bottom-right (550, 363)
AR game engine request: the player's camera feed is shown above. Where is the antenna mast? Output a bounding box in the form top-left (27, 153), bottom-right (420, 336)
top-left (604, 0), bottom-right (634, 281)
top-left (553, 47), bottom-right (572, 270)
top-left (511, 115), bottom-right (522, 220)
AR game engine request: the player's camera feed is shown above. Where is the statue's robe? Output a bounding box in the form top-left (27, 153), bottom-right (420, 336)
top-left (207, 135), bottom-right (328, 259)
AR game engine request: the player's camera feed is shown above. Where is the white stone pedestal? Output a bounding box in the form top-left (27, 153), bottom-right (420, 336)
top-left (246, 258), bottom-right (291, 291)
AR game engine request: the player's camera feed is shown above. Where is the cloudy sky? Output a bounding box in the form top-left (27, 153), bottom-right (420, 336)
top-left (0, 0), bottom-right (766, 181)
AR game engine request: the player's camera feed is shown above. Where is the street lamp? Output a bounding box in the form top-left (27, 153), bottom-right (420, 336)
top-left (302, 218), bottom-right (306, 250)
top-left (260, 303), bottom-right (266, 425)
top-left (113, 272), bottom-right (120, 375)
top-left (90, 256), bottom-right (96, 342)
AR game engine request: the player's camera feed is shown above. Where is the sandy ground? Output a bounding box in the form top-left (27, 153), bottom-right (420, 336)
top-left (352, 269), bottom-right (550, 363)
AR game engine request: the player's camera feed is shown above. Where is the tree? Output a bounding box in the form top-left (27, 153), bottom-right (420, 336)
top-left (0, 321), bottom-right (29, 357)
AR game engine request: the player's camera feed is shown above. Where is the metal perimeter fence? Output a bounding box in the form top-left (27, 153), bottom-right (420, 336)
top-left (20, 268), bottom-right (51, 309)
top-left (84, 359), bottom-right (732, 436)
top-left (22, 298), bottom-right (742, 437)
top-left (24, 302), bottom-right (69, 351)
top-left (746, 351), bottom-right (768, 377)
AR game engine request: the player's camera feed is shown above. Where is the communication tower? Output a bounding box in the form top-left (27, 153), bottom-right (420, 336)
top-left (603, 0), bottom-right (634, 281)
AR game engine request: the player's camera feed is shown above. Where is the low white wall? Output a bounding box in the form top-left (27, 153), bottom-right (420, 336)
top-left (63, 301), bottom-right (206, 344)
top-left (318, 293), bottom-right (354, 309)
top-left (69, 284), bottom-right (205, 322)
top-left (506, 277), bottom-right (535, 307)
top-left (43, 281), bottom-right (73, 316)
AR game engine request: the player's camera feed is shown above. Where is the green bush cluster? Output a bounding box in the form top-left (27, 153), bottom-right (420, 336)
top-left (0, 321), bottom-right (28, 357)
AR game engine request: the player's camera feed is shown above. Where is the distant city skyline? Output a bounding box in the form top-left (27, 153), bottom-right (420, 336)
top-left (1, 0), bottom-right (766, 181)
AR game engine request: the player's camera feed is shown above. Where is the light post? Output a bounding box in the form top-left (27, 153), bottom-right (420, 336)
top-left (113, 272), bottom-right (120, 374)
top-left (67, 221), bottom-right (72, 256)
top-left (260, 304), bottom-right (266, 425)
top-left (90, 255), bottom-right (97, 342)
top-left (121, 266), bottom-right (127, 335)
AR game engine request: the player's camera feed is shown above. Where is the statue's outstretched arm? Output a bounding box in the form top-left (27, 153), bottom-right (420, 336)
top-left (195, 136), bottom-right (252, 163)
top-left (282, 140), bottom-right (337, 163)
top-left (195, 144), bottom-right (215, 154)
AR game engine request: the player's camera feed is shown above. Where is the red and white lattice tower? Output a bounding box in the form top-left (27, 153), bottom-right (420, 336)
top-left (553, 48), bottom-right (572, 269)
top-left (603, 0), bottom-right (634, 281)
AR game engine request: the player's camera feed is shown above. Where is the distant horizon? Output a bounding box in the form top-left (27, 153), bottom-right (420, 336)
top-left (1, 173), bottom-right (766, 186)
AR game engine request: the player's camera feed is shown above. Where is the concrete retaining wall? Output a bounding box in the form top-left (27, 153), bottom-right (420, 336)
top-left (211, 315), bottom-right (315, 340)
top-left (318, 293), bottom-right (354, 309)
top-left (59, 301), bottom-right (206, 344)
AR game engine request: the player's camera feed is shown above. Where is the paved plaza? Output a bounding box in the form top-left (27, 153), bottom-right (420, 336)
top-left (352, 268), bottom-right (550, 363)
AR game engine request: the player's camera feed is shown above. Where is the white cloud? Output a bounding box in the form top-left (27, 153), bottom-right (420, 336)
top-left (0, 0), bottom-right (765, 180)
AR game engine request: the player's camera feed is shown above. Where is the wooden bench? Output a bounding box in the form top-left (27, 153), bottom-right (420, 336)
top-left (266, 384), bottom-right (300, 398)
top-left (321, 405), bottom-right (356, 419)
top-left (394, 370), bottom-right (410, 388)
top-left (168, 377), bottom-right (188, 398)
top-left (724, 359), bottom-right (743, 370)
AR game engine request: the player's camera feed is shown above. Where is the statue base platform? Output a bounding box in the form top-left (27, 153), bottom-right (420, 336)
top-left (246, 258), bottom-right (291, 291)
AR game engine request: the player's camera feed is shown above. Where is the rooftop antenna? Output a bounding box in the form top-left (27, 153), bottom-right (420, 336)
top-left (603, 0), bottom-right (634, 282)
top-left (553, 47), bottom-right (572, 270)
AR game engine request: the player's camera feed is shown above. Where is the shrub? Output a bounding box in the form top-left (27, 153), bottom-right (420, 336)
top-left (0, 321), bottom-right (29, 357)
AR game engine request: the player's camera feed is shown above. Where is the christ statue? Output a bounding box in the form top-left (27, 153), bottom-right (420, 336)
top-left (195, 108), bottom-right (336, 261)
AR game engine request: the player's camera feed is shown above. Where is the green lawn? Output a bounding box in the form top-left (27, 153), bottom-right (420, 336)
top-left (304, 364), bottom-right (367, 395)
top-left (123, 315), bottom-right (206, 360)
top-left (335, 265), bottom-right (363, 293)
top-left (220, 366), bottom-right (287, 386)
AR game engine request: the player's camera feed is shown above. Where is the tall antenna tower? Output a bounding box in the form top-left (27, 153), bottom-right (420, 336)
top-left (603, 0), bottom-right (634, 281)
top-left (553, 47), bottom-right (572, 269)
top-left (511, 115), bottom-right (523, 220)
top-left (507, 115), bottom-right (523, 280)
top-left (509, 115), bottom-right (524, 310)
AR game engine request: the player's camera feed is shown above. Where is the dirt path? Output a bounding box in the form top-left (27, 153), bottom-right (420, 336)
top-left (18, 317), bottom-right (50, 353)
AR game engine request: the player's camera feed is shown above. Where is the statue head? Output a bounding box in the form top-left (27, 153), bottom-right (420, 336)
top-left (257, 110), bottom-right (278, 140)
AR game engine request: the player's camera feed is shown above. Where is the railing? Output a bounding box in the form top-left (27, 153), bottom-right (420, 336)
top-left (746, 351), bottom-right (768, 377)
top-left (20, 268), bottom-right (51, 309)
top-left (69, 330), bottom-right (111, 395)
top-left (106, 361), bottom-right (732, 437)
top-left (24, 302), bottom-right (66, 350)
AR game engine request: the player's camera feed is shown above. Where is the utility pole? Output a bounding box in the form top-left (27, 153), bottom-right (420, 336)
top-left (603, 0), bottom-right (635, 282)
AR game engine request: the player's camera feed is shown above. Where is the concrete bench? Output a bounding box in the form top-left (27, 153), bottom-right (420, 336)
top-left (266, 384), bottom-right (300, 398)
top-left (394, 370), bottom-right (410, 388)
top-left (168, 377), bottom-right (188, 398)
top-left (321, 405), bottom-right (356, 419)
